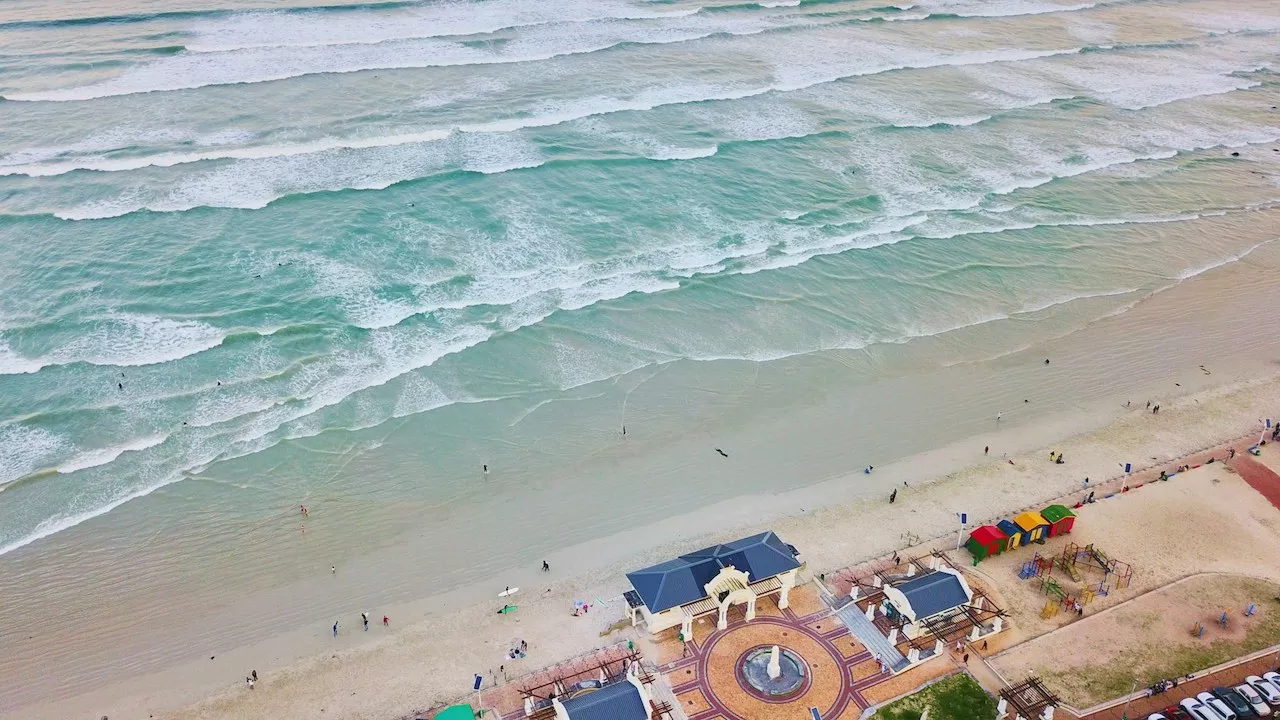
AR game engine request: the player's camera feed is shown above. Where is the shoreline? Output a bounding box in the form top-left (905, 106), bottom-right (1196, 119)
top-left (5, 230), bottom-right (1280, 720)
top-left (15, 361), bottom-right (1280, 720)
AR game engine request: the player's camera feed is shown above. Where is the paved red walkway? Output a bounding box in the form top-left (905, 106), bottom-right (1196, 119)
top-left (1233, 453), bottom-right (1280, 509)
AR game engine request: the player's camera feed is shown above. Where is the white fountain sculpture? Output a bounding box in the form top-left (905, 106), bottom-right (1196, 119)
top-left (767, 645), bottom-right (781, 680)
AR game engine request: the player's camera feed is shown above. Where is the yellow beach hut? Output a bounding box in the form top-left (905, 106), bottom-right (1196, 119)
top-left (1013, 511), bottom-right (1050, 543)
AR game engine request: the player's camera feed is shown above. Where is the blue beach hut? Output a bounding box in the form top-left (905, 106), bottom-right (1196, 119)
top-left (997, 519), bottom-right (1025, 550)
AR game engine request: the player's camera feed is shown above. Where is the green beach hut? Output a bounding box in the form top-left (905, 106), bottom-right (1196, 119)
top-left (1040, 504), bottom-right (1076, 537)
top-left (433, 705), bottom-right (476, 720)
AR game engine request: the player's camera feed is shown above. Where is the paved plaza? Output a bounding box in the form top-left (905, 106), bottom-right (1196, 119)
top-left (655, 586), bottom-right (914, 720)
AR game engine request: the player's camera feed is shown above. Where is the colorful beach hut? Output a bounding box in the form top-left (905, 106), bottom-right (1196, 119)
top-left (1013, 511), bottom-right (1050, 543)
top-left (965, 525), bottom-right (1008, 564)
top-left (1040, 504), bottom-right (1076, 537)
top-left (996, 519), bottom-right (1025, 550)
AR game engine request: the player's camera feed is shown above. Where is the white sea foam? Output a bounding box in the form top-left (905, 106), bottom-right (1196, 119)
top-left (0, 130), bottom-right (453, 177)
top-left (56, 436), bottom-right (169, 475)
top-left (186, 0), bottom-right (708, 53)
top-left (647, 145), bottom-right (719, 160)
top-left (5, 13), bottom-right (800, 102)
top-left (0, 424), bottom-right (69, 487)
top-left (0, 315), bottom-right (227, 374)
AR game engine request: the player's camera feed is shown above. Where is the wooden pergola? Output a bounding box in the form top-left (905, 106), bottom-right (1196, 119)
top-left (999, 677), bottom-right (1060, 719)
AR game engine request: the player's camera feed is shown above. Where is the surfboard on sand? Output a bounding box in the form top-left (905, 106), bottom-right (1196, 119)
top-left (499, 587), bottom-right (519, 598)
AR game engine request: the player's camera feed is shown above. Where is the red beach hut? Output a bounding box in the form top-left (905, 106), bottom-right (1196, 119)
top-left (1040, 504), bottom-right (1076, 536)
top-left (965, 525), bottom-right (1008, 565)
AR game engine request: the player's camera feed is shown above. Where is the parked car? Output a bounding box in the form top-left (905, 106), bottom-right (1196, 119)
top-left (1264, 672), bottom-right (1280, 695)
top-left (1162, 707), bottom-right (1195, 720)
top-left (1246, 676), bottom-right (1280, 705)
top-left (1183, 697), bottom-right (1228, 720)
top-left (1234, 684), bottom-right (1271, 716)
top-left (1151, 714), bottom-right (1171, 720)
top-left (1199, 691), bottom-right (1240, 720)
top-left (1214, 687), bottom-right (1258, 718)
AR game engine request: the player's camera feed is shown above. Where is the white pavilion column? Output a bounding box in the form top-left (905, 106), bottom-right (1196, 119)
top-left (907, 647), bottom-right (921, 663)
top-left (887, 628), bottom-right (899, 644)
top-left (872, 576), bottom-right (882, 588)
top-left (906, 564), bottom-right (917, 577)
top-left (933, 639), bottom-right (944, 656)
top-left (681, 615), bottom-right (694, 642)
top-left (974, 596), bottom-right (985, 610)
top-left (850, 586), bottom-right (860, 601)
top-left (865, 604), bottom-right (876, 621)
top-left (718, 603), bottom-right (729, 630)
top-left (1041, 706), bottom-right (1054, 720)
top-left (969, 625), bottom-right (981, 641)
top-left (779, 573), bottom-right (793, 609)
top-left (746, 596), bottom-right (757, 622)
top-left (993, 616), bottom-right (1004, 633)
top-left (997, 697), bottom-right (1008, 720)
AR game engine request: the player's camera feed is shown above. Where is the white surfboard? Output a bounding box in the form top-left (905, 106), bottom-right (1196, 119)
top-left (498, 587), bottom-right (520, 598)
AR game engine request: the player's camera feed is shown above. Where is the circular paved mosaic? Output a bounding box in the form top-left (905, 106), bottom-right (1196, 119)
top-left (700, 618), bottom-right (851, 719)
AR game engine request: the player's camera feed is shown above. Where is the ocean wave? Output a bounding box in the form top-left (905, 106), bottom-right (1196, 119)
top-left (0, 315), bottom-right (227, 374)
top-left (184, 0), bottom-right (709, 53)
top-left (0, 424), bottom-right (69, 487)
top-left (56, 436), bottom-right (169, 474)
top-left (2, 202), bottom-right (1270, 555)
top-left (0, 13), bottom-right (817, 102)
top-left (0, 0), bottom-right (1125, 103)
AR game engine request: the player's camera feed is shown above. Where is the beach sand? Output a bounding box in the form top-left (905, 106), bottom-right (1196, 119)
top-left (6, 205), bottom-right (1280, 720)
top-left (14, 367), bottom-right (1279, 720)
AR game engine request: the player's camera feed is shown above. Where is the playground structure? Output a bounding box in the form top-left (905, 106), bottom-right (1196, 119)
top-left (1060, 542), bottom-right (1133, 591)
top-left (1020, 542), bottom-right (1133, 619)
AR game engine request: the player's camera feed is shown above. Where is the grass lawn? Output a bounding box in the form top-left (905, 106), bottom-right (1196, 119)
top-left (873, 673), bottom-right (997, 720)
top-left (1039, 578), bottom-right (1280, 706)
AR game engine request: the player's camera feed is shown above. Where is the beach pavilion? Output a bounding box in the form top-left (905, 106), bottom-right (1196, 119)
top-left (882, 567), bottom-right (974, 628)
top-left (624, 530), bottom-right (802, 641)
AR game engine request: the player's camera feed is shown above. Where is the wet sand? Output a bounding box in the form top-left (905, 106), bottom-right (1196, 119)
top-left (8, 240), bottom-right (1280, 719)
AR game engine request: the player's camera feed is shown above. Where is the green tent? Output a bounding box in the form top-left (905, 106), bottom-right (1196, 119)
top-left (433, 705), bottom-right (475, 720)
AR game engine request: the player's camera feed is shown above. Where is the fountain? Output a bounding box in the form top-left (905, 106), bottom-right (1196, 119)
top-left (739, 645), bottom-right (806, 699)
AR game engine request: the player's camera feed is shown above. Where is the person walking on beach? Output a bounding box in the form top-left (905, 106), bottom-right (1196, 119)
top-left (996, 412), bottom-right (1002, 424)
top-left (333, 621), bottom-right (339, 637)
top-left (542, 560), bottom-right (550, 572)
top-left (984, 446), bottom-right (989, 455)
top-left (362, 612), bottom-right (369, 631)
top-left (963, 653), bottom-right (969, 664)
top-left (331, 565), bottom-right (336, 574)
top-left (889, 489), bottom-right (897, 504)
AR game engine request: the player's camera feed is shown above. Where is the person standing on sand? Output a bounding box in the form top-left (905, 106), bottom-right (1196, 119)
top-left (383, 615), bottom-right (389, 627)
top-left (996, 412), bottom-right (1002, 424)
top-left (984, 446), bottom-right (989, 455)
top-left (889, 489), bottom-right (897, 504)
top-left (331, 566), bottom-right (336, 574)
top-left (333, 621), bottom-right (339, 637)
top-left (542, 560), bottom-right (550, 572)
top-left (362, 612), bottom-right (369, 631)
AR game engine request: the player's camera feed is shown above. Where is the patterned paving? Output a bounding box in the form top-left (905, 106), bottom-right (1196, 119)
top-left (660, 589), bottom-right (898, 720)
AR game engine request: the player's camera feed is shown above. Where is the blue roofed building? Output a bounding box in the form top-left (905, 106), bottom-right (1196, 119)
top-left (882, 567), bottom-right (973, 625)
top-left (624, 531), bottom-right (802, 641)
top-left (552, 667), bottom-right (650, 720)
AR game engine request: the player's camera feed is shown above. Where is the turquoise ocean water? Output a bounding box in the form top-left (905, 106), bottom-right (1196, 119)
top-left (1, 0), bottom-right (1279, 706)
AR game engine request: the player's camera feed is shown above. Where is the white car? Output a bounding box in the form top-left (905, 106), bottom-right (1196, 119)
top-left (1266, 672), bottom-right (1280, 696)
top-left (1149, 714), bottom-right (1169, 720)
top-left (1182, 697), bottom-right (1226, 720)
top-left (1235, 683), bottom-right (1272, 716)
top-left (1247, 675), bottom-right (1280, 705)
top-left (1198, 691), bottom-right (1238, 720)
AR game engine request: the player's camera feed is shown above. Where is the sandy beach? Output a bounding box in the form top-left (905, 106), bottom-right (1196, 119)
top-left (9, 356), bottom-right (1278, 720)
